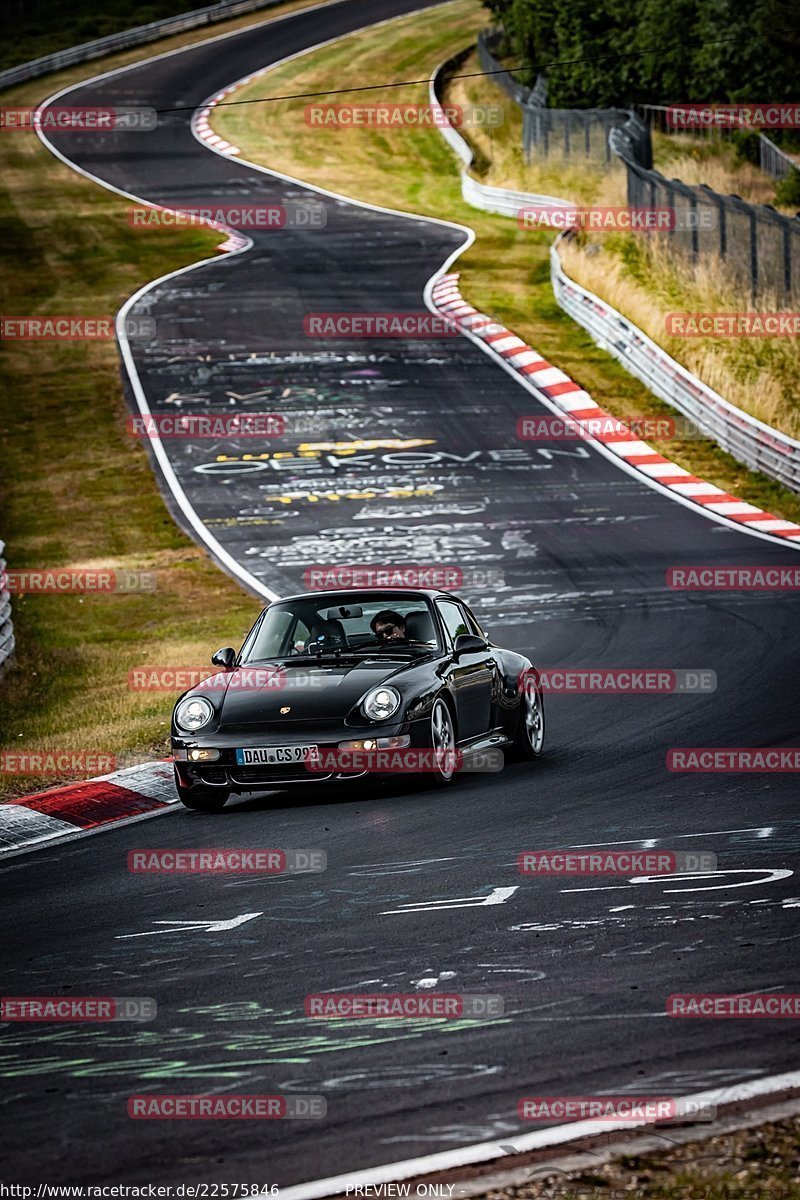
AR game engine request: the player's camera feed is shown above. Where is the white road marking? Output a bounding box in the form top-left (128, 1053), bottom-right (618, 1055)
top-left (562, 826), bottom-right (778, 849)
top-left (116, 912), bottom-right (262, 938)
top-left (561, 868), bottom-right (792, 894)
top-left (382, 887), bottom-right (518, 915)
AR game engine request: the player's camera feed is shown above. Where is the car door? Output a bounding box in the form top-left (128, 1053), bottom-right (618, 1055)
top-left (436, 600), bottom-right (495, 739)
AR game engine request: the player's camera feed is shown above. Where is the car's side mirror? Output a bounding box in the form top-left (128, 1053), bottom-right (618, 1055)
top-left (453, 634), bottom-right (488, 656)
top-left (211, 646), bottom-right (237, 670)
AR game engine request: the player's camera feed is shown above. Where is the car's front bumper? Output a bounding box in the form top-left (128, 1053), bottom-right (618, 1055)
top-left (172, 719), bottom-right (419, 792)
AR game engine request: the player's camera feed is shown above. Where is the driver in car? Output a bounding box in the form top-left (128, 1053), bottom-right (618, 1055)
top-left (370, 610), bottom-right (411, 645)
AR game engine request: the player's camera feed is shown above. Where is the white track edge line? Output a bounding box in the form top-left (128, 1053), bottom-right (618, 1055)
top-left (277, 1069), bottom-right (800, 1199)
top-left (449, 1095), bottom-right (800, 1199)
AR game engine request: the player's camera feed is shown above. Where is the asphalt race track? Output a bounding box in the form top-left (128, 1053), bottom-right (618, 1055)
top-left (4, 0), bottom-right (800, 1186)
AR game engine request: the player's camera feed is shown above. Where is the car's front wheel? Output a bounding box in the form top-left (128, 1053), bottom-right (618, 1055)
top-left (515, 677), bottom-right (545, 759)
top-left (427, 696), bottom-right (457, 787)
top-left (175, 770), bottom-right (230, 812)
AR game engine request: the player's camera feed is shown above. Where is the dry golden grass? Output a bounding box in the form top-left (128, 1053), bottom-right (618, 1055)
top-left (559, 236), bottom-right (800, 437)
top-left (652, 130), bottom-right (792, 209)
top-left (444, 52), bottom-right (800, 436)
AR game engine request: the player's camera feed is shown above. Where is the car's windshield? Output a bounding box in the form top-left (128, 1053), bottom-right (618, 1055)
top-left (241, 595), bottom-right (442, 662)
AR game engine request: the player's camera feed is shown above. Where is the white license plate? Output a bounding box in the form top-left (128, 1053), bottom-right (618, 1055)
top-left (236, 745), bottom-right (318, 766)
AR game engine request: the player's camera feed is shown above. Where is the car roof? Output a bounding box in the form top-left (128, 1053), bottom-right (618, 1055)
top-left (268, 589), bottom-right (463, 605)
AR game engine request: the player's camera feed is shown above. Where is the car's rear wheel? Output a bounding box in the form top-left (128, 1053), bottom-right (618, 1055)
top-left (428, 697), bottom-right (457, 787)
top-left (515, 677), bottom-right (545, 759)
top-left (175, 770), bottom-right (230, 811)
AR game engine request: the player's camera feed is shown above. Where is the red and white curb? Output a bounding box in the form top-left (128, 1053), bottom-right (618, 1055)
top-left (0, 762), bottom-right (179, 856)
top-left (193, 67), bottom-right (279, 156)
top-left (195, 90), bottom-right (240, 157)
top-left (431, 274), bottom-right (800, 546)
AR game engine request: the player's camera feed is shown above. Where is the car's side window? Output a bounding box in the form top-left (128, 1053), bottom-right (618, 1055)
top-left (436, 601), bottom-right (470, 647)
top-left (461, 605), bottom-right (486, 638)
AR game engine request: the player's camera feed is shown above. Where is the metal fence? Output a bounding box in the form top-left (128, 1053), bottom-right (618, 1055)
top-left (433, 46), bottom-right (800, 496)
top-left (478, 30), bottom-right (635, 165)
top-left (0, 540), bottom-right (14, 672)
top-left (638, 104), bottom-right (799, 181)
top-left (475, 28), bottom-right (535, 107)
top-left (611, 116), bottom-right (800, 301)
top-left (478, 28), bottom-right (800, 299)
top-left (0, 0), bottom-right (290, 91)
top-left (551, 239), bottom-right (800, 494)
top-left (759, 137), bottom-right (799, 181)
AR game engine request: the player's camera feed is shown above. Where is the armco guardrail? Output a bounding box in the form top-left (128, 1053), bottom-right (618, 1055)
top-left (429, 59), bottom-right (568, 220)
top-left (0, 0), bottom-right (288, 91)
top-left (551, 235), bottom-right (800, 493)
top-left (462, 173), bottom-right (569, 220)
top-left (433, 47), bottom-right (800, 495)
top-left (0, 540), bottom-right (14, 672)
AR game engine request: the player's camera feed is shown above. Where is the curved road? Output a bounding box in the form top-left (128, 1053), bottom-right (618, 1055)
top-left (4, 0), bottom-right (800, 1187)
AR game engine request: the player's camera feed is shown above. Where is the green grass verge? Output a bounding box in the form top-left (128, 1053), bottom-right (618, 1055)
top-left (0, 0), bottom-right (326, 802)
top-left (212, 0), bottom-right (800, 526)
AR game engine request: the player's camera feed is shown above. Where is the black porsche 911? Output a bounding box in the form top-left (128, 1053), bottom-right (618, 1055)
top-left (171, 588), bottom-right (544, 810)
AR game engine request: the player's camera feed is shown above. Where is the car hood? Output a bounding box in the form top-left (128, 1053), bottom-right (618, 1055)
top-left (198, 658), bottom-right (417, 727)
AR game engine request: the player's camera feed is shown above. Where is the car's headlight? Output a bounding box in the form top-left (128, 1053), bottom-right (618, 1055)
top-left (175, 695), bottom-right (215, 732)
top-left (361, 686), bottom-right (401, 722)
